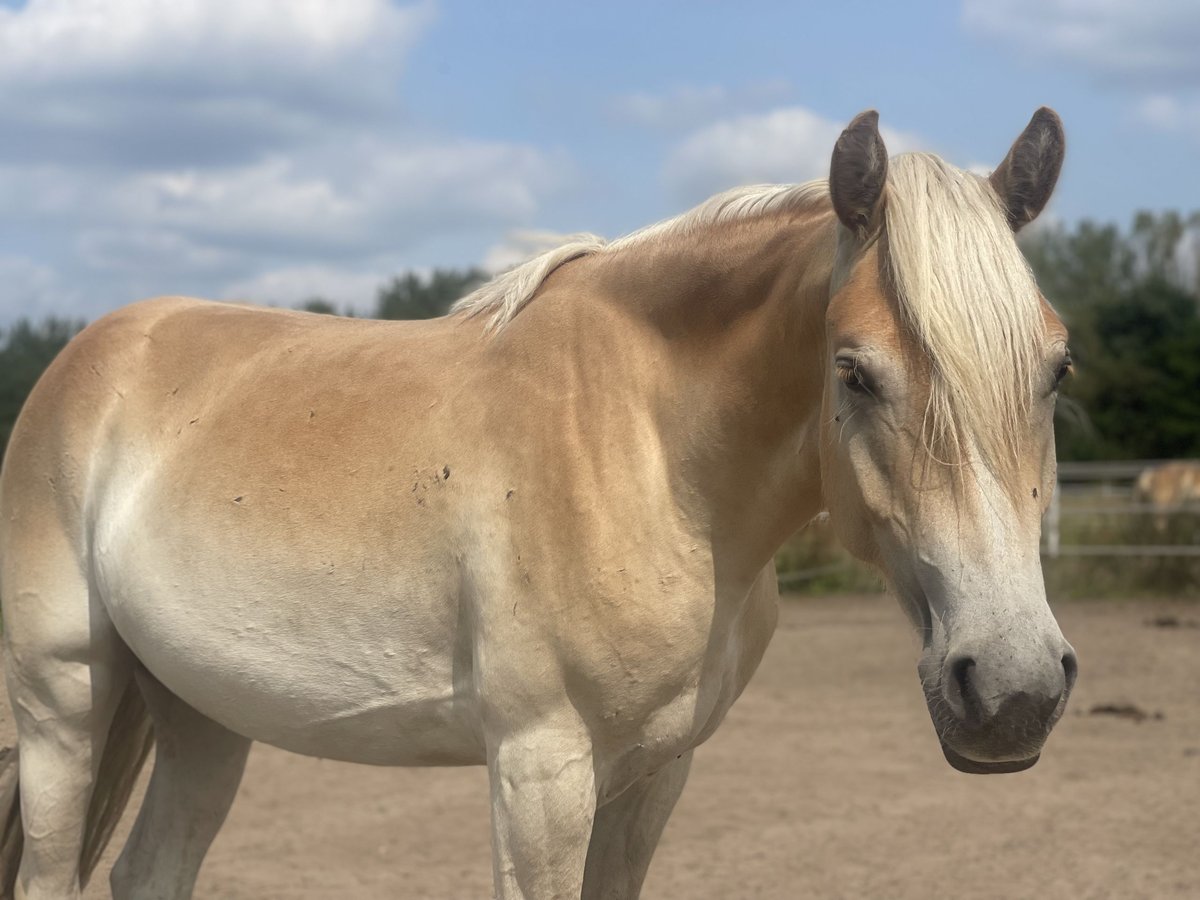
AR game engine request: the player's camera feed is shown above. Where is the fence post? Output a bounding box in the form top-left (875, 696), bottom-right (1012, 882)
top-left (1046, 479), bottom-right (1061, 559)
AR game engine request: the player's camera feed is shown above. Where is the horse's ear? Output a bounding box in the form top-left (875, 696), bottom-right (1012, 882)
top-left (989, 107), bottom-right (1065, 232)
top-left (829, 110), bottom-right (889, 240)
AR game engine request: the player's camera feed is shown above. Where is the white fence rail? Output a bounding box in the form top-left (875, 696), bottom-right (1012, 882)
top-left (1044, 459), bottom-right (1200, 558)
top-left (776, 460), bottom-right (1200, 586)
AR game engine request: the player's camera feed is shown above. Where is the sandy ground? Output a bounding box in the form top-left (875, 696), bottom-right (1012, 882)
top-left (3, 594), bottom-right (1198, 899)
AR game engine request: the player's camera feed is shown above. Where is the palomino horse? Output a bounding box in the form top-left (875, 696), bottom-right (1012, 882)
top-left (0, 108), bottom-right (1076, 899)
top-left (1134, 460), bottom-right (1200, 531)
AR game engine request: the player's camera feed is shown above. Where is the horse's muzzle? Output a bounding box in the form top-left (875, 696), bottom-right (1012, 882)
top-left (928, 645), bottom-right (1077, 773)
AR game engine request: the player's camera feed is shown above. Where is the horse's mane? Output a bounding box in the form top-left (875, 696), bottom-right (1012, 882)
top-left (451, 181), bottom-right (830, 330)
top-left (456, 152), bottom-right (1046, 475)
top-left (883, 153), bottom-right (1046, 475)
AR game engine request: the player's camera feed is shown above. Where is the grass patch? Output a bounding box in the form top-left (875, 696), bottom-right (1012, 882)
top-left (774, 517), bottom-right (884, 595)
top-left (1043, 507), bottom-right (1200, 599)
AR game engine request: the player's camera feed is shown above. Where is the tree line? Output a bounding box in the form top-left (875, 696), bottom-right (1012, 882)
top-left (2, 212), bottom-right (1199, 464)
top-left (1022, 212), bottom-right (1200, 460)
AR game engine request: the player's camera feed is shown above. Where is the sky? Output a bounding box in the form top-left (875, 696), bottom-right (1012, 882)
top-left (0, 0), bottom-right (1198, 325)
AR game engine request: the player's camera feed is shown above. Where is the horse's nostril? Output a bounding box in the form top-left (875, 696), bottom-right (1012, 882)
top-left (1061, 651), bottom-right (1078, 693)
top-left (950, 655), bottom-right (976, 702)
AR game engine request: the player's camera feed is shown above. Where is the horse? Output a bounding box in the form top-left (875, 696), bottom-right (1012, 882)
top-left (1134, 460), bottom-right (1200, 532)
top-left (0, 108), bottom-right (1077, 899)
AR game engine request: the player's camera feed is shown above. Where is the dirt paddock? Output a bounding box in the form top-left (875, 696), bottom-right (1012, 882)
top-left (4, 594), bottom-right (1198, 898)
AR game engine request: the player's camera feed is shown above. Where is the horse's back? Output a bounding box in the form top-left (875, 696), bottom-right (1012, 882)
top-left (4, 295), bottom-right (481, 560)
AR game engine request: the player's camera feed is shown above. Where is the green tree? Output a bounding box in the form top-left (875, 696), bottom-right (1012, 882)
top-left (1022, 220), bottom-right (1136, 313)
top-left (297, 297), bottom-right (341, 316)
top-left (1071, 278), bottom-right (1200, 458)
top-left (1022, 212), bottom-right (1200, 460)
top-left (375, 269), bottom-right (487, 320)
top-left (0, 318), bottom-right (84, 463)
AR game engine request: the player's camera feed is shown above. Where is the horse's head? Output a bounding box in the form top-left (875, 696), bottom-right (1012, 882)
top-left (818, 110), bottom-right (1076, 773)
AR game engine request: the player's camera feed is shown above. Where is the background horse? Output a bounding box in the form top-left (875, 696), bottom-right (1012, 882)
top-left (0, 108), bottom-right (1075, 899)
top-left (1134, 460), bottom-right (1200, 532)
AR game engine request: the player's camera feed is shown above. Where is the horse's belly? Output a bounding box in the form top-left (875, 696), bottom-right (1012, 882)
top-left (114, 590), bottom-right (485, 766)
top-left (92, 509), bottom-right (485, 766)
top-left (170, 660), bottom-right (486, 767)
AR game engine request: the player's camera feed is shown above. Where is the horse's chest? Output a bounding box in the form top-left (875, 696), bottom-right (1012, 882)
top-left (588, 583), bottom-right (779, 797)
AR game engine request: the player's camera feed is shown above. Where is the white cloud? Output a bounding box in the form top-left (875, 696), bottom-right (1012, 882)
top-left (665, 107), bottom-right (923, 204)
top-left (0, 2), bottom-right (574, 325)
top-left (0, 0), bottom-right (428, 84)
top-left (481, 229), bottom-right (578, 273)
top-left (221, 264), bottom-right (390, 312)
top-left (609, 80), bottom-right (792, 132)
top-left (0, 0), bottom-right (434, 167)
top-left (0, 256), bottom-right (84, 321)
top-left (963, 0), bottom-right (1200, 85)
top-left (0, 136), bottom-right (566, 326)
top-left (1138, 95), bottom-right (1182, 130)
top-left (0, 136), bottom-right (565, 259)
top-left (75, 228), bottom-right (244, 275)
top-left (1133, 94), bottom-right (1200, 146)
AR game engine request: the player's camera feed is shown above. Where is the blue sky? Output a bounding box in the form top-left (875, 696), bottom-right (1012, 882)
top-left (0, 0), bottom-right (1197, 324)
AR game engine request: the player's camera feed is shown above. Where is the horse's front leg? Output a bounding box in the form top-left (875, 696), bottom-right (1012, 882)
top-left (581, 750), bottom-right (694, 900)
top-left (487, 720), bottom-right (597, 899)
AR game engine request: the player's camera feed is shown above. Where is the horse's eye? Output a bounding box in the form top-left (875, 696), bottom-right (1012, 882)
top-left (835, 359), bottom-right (870, 394)
top-left (1053, 352), bottom-right (1074, 388)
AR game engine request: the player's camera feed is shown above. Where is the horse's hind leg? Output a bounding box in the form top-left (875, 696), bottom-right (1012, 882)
top-left (3, 565), bottom-right (133, 899)
top-left (110, 669), bottom-right (250, 900)
top-left (581, 750), bottom-right (693, 900)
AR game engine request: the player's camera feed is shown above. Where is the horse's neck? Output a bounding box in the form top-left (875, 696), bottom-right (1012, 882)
top-left (595, 210), bottom-right (838, 583)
